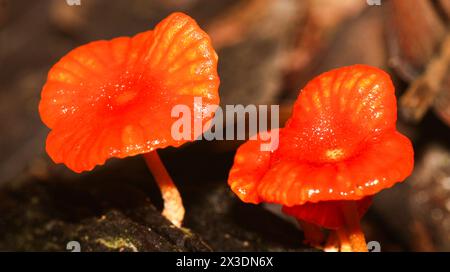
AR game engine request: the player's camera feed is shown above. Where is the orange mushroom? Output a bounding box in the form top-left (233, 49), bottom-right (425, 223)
top-left (228, 65), bottom-right (414, 252)
top-left (39, 12), bottom-right (220, 227)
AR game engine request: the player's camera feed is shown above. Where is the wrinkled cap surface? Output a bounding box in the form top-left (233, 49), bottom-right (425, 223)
top-left (39, 12), bottom-right (220, 173)
top-left (228, 65), bottom-right (414, 208)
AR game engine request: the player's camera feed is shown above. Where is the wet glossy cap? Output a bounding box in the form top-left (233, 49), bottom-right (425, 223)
top-left (39, 12), bottom-right (220, 173)
top-left (228, 65), bottom-right (414, 208)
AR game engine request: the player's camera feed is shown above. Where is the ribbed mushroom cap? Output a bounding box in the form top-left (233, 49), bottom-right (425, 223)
top-left (228, 65), bottom-right (414, 207)
top-left (39, 12), bottom-right (220, 173)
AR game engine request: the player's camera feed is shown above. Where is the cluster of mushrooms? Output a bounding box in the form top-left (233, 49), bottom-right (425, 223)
top-left (39, 12), bottom-right (414, 252)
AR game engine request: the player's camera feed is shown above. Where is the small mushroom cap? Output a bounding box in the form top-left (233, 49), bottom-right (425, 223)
top-left (39, 12), bottom-right (219, 173)
top-left (228, 65), bottom-right (414, 208)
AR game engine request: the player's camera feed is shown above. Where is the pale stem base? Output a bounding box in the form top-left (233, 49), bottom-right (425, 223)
top-left (143, 150), bottom-right (185, 227)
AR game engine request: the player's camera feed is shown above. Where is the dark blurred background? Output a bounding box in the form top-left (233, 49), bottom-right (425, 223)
top-left (0, 0), bottom-right (449, 251)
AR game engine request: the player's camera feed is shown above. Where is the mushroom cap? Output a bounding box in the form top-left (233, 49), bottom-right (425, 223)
top-left (282, 198), bottom-right (372, 229)
top-left (228, 65), bottom-right (414, 208)
top-left (39, 12), bottom-right (220, 173)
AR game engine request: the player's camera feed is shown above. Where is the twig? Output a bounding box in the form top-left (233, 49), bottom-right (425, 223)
top-left (399, 33), bottom-right (450, 123)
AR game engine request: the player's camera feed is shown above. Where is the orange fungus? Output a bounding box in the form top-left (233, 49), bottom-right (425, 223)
top-left (228, 65), bottom-right (414, 230)
top-left (39, 12), bottom-right (220, 173)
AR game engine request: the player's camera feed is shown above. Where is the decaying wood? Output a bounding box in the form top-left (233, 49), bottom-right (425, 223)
top-left (399, 34), bottom-right (450, 123)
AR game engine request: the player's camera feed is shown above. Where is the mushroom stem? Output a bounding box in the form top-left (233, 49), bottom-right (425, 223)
top-left (324, 231), bottom-right (339, 252)
top-left (336, 228), bottom-right (352, 252)
top-left (143, 150), bottom-right (185, 227)
top-left (297, 220), bottom-right (325, 247)
top-left (340, 201), bottom-right (368, 252)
